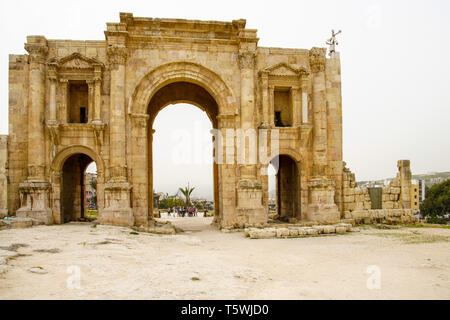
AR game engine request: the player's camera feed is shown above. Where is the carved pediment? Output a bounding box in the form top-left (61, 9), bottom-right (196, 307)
top-left (260, 63), bottom-right (309, 78)
top-left (47, 52), bottom-right (104, 70)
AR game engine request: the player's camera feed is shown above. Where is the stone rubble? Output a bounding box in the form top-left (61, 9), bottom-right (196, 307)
top-left (244, 223), bottom-right (352, 239)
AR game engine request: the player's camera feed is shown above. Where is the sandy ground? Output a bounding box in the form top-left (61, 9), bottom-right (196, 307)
top-left (0, 215), bottom-right (449, 300)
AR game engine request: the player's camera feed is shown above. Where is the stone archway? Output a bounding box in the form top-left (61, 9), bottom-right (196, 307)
top-left (50, 146), bottom-right (104, 224)
top-left (128, 62), bottom-right (238, 226)
top-left (266, 149), bottom-right (306, 221)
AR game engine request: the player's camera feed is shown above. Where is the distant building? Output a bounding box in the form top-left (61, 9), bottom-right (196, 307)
top-left (411, 179), bottom-right (426, 213)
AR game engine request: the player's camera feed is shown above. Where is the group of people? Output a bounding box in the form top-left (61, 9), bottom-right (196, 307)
top-left (167, 206), bottom-right (201, 217)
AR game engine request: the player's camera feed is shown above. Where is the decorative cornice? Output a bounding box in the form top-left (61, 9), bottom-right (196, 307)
top-left (309, 47), bottom-right (327, 73)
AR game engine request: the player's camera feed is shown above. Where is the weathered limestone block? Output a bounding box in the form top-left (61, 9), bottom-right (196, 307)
top-left (322, 225), bottom-right (336, 234)
top-left (335, 226), bottom-right (347, 234)
top-left (305, 228), bottom-right (319, 236)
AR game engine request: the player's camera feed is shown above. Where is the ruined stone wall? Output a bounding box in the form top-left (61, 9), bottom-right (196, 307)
top-left (0, 136), bottom-right (8, 217)
top-left (342, 160), bottom-right (416, 224)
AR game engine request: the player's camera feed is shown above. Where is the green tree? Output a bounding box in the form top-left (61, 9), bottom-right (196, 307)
top-left (89, 177), bottom-right (97, 205)
top-left (420, 179), bottom-right (450, 223)
top-left (179, 183), bottom-right (195, 208)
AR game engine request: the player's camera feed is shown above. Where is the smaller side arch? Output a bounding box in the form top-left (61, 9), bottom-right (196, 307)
top-left (50, 145), bottom-right (105, 224)
top-left (51, 145), bottom-right (104, 181)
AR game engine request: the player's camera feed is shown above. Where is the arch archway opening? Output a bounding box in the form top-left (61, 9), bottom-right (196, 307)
top-left (268, 155), bottom-right (301, 221)
top-left (148, 81), bottom-right (220, 226)
top-left (61, 153), bottom-right (97, 223)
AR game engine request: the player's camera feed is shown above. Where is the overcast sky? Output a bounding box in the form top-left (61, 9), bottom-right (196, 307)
top-left (1, 0), bottom-right (449, 199)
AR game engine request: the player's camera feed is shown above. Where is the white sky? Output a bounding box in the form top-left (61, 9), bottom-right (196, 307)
top-left (1, 0), bottom-right (449, 200)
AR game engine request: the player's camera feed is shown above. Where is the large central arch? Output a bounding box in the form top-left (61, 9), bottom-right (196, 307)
top-left (128, 62), bottom-right (238, 226)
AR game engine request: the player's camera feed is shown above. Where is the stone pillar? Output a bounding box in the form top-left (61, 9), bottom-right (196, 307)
top-left (398, 160), bottom-right (412, 209)
top-left (16, 36), bottom-right (53, 224)
top-left (87, 80), bottom-right (94, 123)
top-left (99, 45), bottom-right (133, 227)
top-left (24, 37), bottom-right (48, 181)
top-left (301, 77), bottom-right (309, 124)
top-left (93, 78), bottom-right (102, 122)
top-left (48, 74), bottom-right (57, 122)
top-left (260, 72), bottom-right (270, 128)
top-left (46, 70), bottom-right (60, 148)
top-left (269, 85), bottom-right (275, 127)
top-left (130, 113), bottom-right (150, 227)
top-left (290, 86), bottom-right (301, 127)
top-left (326, 53), bottom-right (344, 216)
top-left (306, 47), bottom-right (339, 223)
top-left (59, 79), bottom-right (69, 123)
top-left (309, 47), bottom-right (328, 176)
top-left (235, 44), bottom-right (265, 226)
top-left (107, 45), bottom-right (128, 179)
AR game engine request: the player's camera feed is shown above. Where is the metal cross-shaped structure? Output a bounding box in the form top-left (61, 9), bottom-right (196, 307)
top-left (326, 29), bottom-right (342, 56)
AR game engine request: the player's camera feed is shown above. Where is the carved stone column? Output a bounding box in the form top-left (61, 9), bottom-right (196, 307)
top-left (301, 77), bottom-right (309, 124)
top-left (16, 36), bottom-right (53, 224)
top-left (46, 70), bottom-right (60, 145)
top-left (259, 71), bottom-right (270, 128)
top-left (309, 47), bottom-right (328, 176)
top-left (87, 80), bottom-right (94, 123)
top-left (99, 45), bottom-right (133, 227)
top-left (130, 113), bottom-right (150, 227)
top-left (290, 86), bottom-right (301, 127)
top-left (107, 45), bottom-right (128, 181)
top-left (306, 47), bottom-right (339, 223)
top-left (59, 79), bottom-right (69, 123)
top-left (236, 45), bottom-right (265, 225)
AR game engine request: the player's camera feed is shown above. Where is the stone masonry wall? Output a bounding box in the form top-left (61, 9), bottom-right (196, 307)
top-left (0, 136), bottom-right (8, 217)
top-left (342, 160), bottom-right (416, 224)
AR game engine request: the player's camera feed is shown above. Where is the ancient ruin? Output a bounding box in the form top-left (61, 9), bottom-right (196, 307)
top-left (1, 13), bottom-right (415, 228)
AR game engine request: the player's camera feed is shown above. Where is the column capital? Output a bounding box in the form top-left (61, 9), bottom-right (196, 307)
top-left (309, 47), bottom-right (327, 73)
top-left (238, 50), bottom-right (256, 70)
top-left (107, 45), bottom-right (128, 66)
top-left (24, 43), bottom-right (48, 64)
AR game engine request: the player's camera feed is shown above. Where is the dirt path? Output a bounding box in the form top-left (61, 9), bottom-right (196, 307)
top-left (0, 218), bottom-right (449, 300)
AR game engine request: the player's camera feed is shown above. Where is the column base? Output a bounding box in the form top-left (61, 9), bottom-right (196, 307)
top-left (100, 180), bottom-right (134, 227)
top-left (306, 177), bottom-right (340, 224)
top-left (16, 208), bottom-right (53, 225)
top-left (15, 180), bottom-right (53, 225)
top-left (0, 209), bottom-right (7, 218)
top-left (235, 179), bottom-right (266, 226)
top-left (98, 208), bottom-right (134, 227)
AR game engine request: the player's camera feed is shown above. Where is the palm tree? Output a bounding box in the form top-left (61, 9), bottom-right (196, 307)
top-left (179, 183), bottom-right (195, 207)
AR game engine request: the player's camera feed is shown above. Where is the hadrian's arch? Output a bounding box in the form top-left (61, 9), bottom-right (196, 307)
top-left (6, 13), bottom-right (361, 228)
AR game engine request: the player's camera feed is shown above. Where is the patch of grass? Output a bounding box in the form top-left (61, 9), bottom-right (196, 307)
top-left (130, 231), bottom-right (139, 235)
top-left (404, 223), bottom-right (450, 230)
top-left (191, 277), bottom-right (201, 281)
top-left (32, 266), bottom-right (44, 270)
